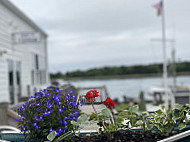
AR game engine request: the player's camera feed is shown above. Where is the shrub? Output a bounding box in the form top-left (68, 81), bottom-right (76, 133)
top-left (17, 87), bottom-right (82, 142)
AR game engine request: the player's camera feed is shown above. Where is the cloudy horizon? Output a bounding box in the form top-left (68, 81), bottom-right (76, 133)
top-left (10, 0), bottom-right (190, 73)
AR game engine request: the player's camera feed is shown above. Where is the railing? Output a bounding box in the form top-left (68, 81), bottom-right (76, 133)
top-left (9, 102), bottom-right (24, 113)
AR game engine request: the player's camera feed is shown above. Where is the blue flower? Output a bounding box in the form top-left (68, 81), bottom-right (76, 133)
top-left (47, 104), bottom-right (53, 109)
top-left (55, 88), bottom-right (60, 93)
top-left (72, 95), bottom-right (76, 99)
top-left (36, 103), bottom-right (40, 106)
top-left (58, 127), bottom-right (63, 133)
top-left (69, 90), bottom-right (74, 93)
top-left (33, 123), bottom-right (37, 127)
top-left (69, 113), bottom-right (73, 117)
top-left (35, 126), bottom-right (39, 130)
top-left (71, 102), bottom-right (76, 107)
top-left (49, 127), bottom-right (53, 133)
top-left (38, 116), bottom-right (43, 121)
top-left (75, 111), bottom-right (79, 115)
top-left (56, 131), bottom-right (60, 136)
top-left (64, 117), bottom-right (68, 120)
top-left (64, 126), bottom-right (68, 130)
top-left (60, 120), bottom-right (63, 125)
top-left (43, 111), bottom-right (51, 115)
top-left (29, 96), bottom-right (34, 99)
top-left (52, 94), bottom-right (56, 100)
top-left (55, 96), bottom-right (60, 102)
top-left (20, 104), bottom-right (26, 110)
top-left (73, 117), bottom-right (77, 121)
top-left (22, 127), bottom-right (27, 132)
top-left (46, 86), bottom-right (51, 89)
top-left (64, 121), bottom-right (68, 126)
top-left (58, 109), bottom-right (63, 113)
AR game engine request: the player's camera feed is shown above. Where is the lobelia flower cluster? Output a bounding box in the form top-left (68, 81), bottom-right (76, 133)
top-left (17, 87), bottom-right (82, 141)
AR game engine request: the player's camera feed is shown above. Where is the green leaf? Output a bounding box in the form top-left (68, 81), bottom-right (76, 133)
top-left (101, 108), bottom-right (110, 117)
top-left (143, 122), bottom-right (146, 130)
top-left (167, 112), bottom-right (173, 120)
top-left (136, 120), bottom-right (143, 126)
top-left (155, 109), bottom-right (162, 115)
top-left (89, 112), bottom-right (97, 121)
top-left (147, 124), bottom-right (154, 130)
top-left (174, 104), bottom-right (182, 110)
top-left (80, 121), bottom-right (90, 128)
top-left (75, 131), bottom-right (80, 137)
top-left (129, 105), bottom-right (139, 114)
top-left (71, 120), bottom-right (78, 126)
top-left (178, 123), bottom-right (186, 130)
top-left (77, 114), bottom-right (88, 123)
top-left (142, 112), bottom-right (149, 116)
top-left (173, 109), bottom-right (180, 120)
top-left (129, 116), bottom-right (137, 127)
top-left (114, 116), bottom-right (124, 126)
top-left (161, 105), bottom-right (165, 111)
top-left (47, 131), bottom-right (57, 141)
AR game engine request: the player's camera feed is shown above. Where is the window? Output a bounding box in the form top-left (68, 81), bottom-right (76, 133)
top-left (8, 59), bottom-right (14, 104)
top-left (8, 60), bottom-right (13, 86)
top-left (16, 61), bottom-right (21, 85)
top-left (35, 54), bottom-right (39, 70)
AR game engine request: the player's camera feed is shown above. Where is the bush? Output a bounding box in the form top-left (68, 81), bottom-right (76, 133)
top-left (17, 87), bottom-right (82, 142)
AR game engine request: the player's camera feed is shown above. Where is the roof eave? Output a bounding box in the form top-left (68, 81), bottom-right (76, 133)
top-left (0, 0), bottom-right (48, 38)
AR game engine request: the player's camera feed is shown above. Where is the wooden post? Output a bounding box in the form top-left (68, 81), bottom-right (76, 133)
top-left (0, 102), bottom-right (9, 125)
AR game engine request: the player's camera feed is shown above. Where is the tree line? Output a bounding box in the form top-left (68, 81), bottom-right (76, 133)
top-left (50, 61), bottom-right (190, 79)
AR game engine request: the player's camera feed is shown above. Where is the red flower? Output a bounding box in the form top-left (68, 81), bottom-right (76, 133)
top-left (82, 90), bottom-right (100, 102)
top-left (101, 97), bottom-right (115, 110)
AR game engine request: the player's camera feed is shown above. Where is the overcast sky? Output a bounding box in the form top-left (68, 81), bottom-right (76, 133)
top-left (10, 0), bottom-right (190, 73)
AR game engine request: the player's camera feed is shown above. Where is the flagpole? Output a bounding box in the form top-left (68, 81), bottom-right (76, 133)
top-left (161, 0), bottom-right (169, 109)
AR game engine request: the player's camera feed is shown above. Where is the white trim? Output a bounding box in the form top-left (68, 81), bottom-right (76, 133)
top-left (157, 130), bottom-right (190, 142)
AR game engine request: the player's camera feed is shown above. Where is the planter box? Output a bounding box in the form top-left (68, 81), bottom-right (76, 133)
top-left (1, 127), bottom-right (190, 142)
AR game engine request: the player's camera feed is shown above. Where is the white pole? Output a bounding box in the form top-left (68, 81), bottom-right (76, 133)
top-left (161, 0), bottom-right (169, 108)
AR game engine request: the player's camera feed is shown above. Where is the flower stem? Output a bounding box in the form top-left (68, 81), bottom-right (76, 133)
top-left (91, 100), bottom-right (97, 114)
top-left (91, 100), bottom-right (106, 129)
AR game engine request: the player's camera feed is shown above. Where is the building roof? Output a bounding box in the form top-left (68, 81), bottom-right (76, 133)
top-left (0, 0), bottom-right (48, 37)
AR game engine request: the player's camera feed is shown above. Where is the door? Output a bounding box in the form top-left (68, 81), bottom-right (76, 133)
top-left (8, 60), bottom-right (21, 104)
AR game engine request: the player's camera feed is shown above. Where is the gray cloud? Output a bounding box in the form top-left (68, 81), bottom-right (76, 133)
top-left (10, 0), bottom-right (190, 73)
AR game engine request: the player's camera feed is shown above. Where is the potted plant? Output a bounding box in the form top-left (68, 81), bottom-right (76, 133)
top-left (1, 88), bottom-right (190, 142)
top-left (16, 86), bottom-right (82, 142)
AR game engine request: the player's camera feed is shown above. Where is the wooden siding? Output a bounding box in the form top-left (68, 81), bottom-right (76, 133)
top-left (0, 2), bottom-right (49, 103)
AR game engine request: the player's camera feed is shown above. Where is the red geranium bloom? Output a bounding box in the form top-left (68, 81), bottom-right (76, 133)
top-left (82, 90), bottom-right (100, 102)
top-left (101, 97), bottom-right (115, 110)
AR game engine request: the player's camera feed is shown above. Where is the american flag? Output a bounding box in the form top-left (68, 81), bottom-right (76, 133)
top-left (153, 1), bottom-right (163, 16)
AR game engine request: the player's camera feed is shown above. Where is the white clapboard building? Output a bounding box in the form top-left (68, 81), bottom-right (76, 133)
top-left (0, 0), bottom-right (49, 104)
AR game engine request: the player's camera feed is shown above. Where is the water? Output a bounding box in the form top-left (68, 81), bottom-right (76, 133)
top-left (65, 75), bottom-right (190, 102)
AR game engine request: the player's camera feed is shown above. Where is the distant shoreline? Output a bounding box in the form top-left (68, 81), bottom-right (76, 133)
top-left (55, 72), bottom-right (190, 81)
